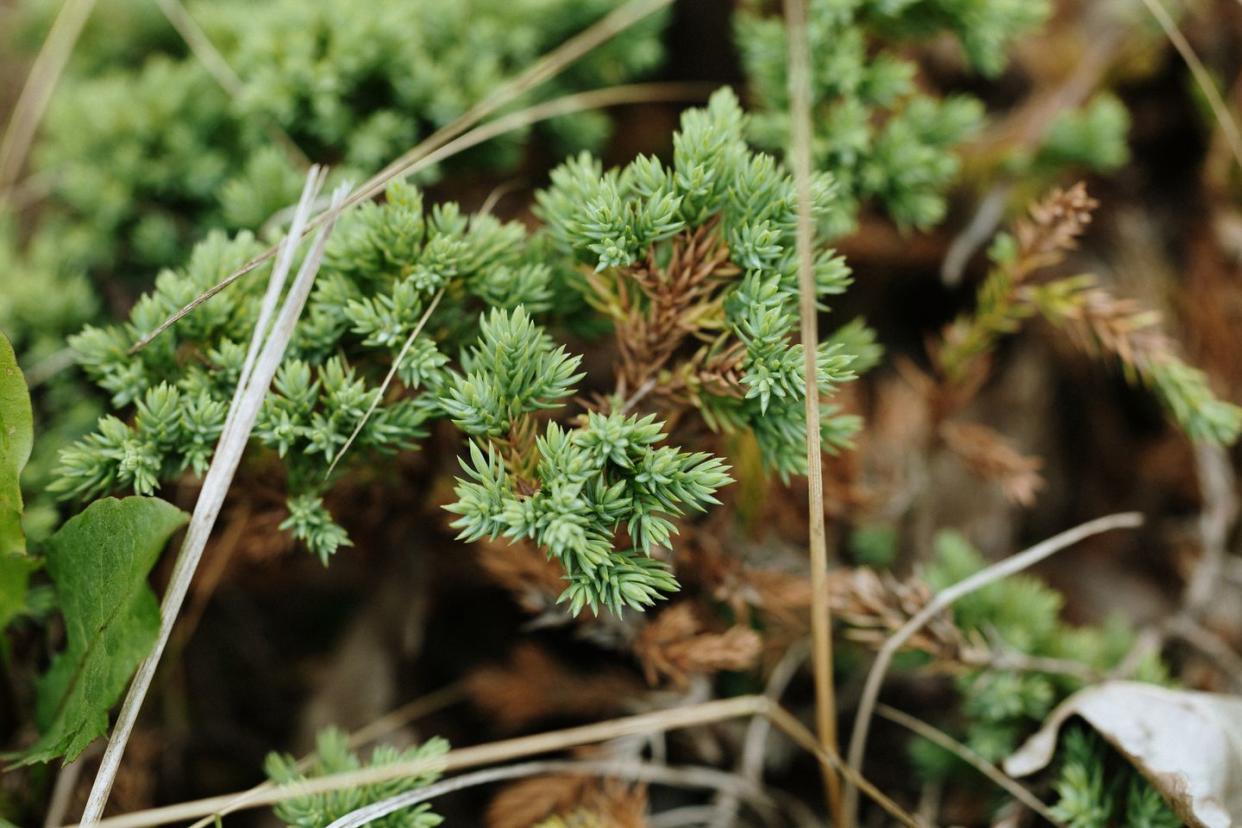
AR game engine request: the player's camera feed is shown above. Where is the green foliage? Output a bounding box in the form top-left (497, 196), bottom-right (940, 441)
top-left (1032, 95), bottom-right (1131, 174)
top-left (0, 333), bottom-right (32, 558)
top-left (60, 179), bottom-right (585, 560)
top-left (1050, 728), bottom-right (1180, 828)
top-left (198, 0), bottom-right (665, 171)
top-left (440, 307), bottom-right (583, 438)
top-left (4, 0), bottom-right (669, 555)
top-left (11, 497), bottom-right (187, 765)
top-left (867, 0), bottom-right (1048, 78)
top-left (943, 187), bottom-right (1241, 447)
top-left (925, 531), bottom-right (1168, 763)
top-left (848, 522), bottom-right (899, 567)
top-left (36, 57), bottom-right (242, 278)
top-left (0, 333), bottom-right (37, 632)
top-left (62, 91), bottom-right (865, 613)
top-left (265, 728), bottom-right (448, 828)
top-left (448, 404), bottom-right (730, 615)
top-left (1025, 273), bottom-right (1242, 445)
top-left (735, 0), bottom-right (1042, 236)
top-left (16, 0), bottom-right (667, 297)
top-left (537, 88), bottom-right (869, 480)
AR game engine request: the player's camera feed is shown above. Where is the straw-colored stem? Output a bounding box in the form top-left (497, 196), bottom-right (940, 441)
top-left (79, 171), bottom-right (348, 825)
top-left (325, 758), bottom-right (781, 828)
top-left (782, 0), bottom-right (842, 822)
top-left (0, 0), bottom-right (97, 192)
top-left (66, 695), bottom-right (919, 828)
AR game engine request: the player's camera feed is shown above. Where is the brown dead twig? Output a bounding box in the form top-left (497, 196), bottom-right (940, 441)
top-left (476, 537), bottom-right (570, 614)
top-left (917, 185), bottom-right (1099, 505)
top-left (830, 569), bottom-right (985, 666)
top-left (935, 183), bottom-right (1099, 388)
top-left (875, 704), bottom-right (1064, 827)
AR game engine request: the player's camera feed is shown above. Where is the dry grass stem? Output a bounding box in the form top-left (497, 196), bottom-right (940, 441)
top-left (325, 287), bottom-right (445, 478)
top-left (330, 759), bottom-right (776, 828)
top-left (0, 0), bottom-right (97, 193)
top-left (1139, 0), bottom-right (1242, 173)
top-left (80, 170), bottom-right (348, 826)
top-left (782, 0), bottom-right (843, 821)
top-left (69, 695), bottom-right (918, 828)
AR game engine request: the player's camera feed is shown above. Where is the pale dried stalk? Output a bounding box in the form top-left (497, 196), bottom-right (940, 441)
top-left (1139, 0), bottom-right (1242, 173)
top-left (79, 171), bottom-right (350, 825)
top-left (782, 0), bottom-right (843, 821)
top-left (840, 511), bottom-right (1144, 825)
top-left (325, 759), bottom-right (779, 828)
top-left (128, 0), bottom-right (685, 354)
top-left (875, 704), bottom-right (1063, 826)
top-left (0, 0), bottom-right (97, 192)
top-left (68, 695), bottom-right (918, 828)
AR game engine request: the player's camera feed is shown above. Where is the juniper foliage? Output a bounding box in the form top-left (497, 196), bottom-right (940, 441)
top-left (735, 0), bottom-right (1046, 236)
top-left (265, 729), bottom-right (449, 828)
top-left (62, 90), bottom-right (869, 614)
top-left (1049, 728), bottom-right (1180, 828)
top-left (4, 0), bottom-right (668, 327)
top-left (917, 531), bottom-right (1167, 767)
top-left (536, 88), bottom-right (873, 479)
top-left (60, 188), bottom-right (556, 562)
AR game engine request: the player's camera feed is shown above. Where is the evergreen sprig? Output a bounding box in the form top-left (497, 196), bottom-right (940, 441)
top-left (734, 0), bottom-right (1043, 236)
top-left (537, 88), bottom-right (871, 479)
top-left (265, 728), bottom-right (449, 828)
top-left (1049, 728), bottom-right (1180, 828)
top-left (443, 318), bottom-right (732, 616)
top-left (60, 184), bottom-right (558, 561)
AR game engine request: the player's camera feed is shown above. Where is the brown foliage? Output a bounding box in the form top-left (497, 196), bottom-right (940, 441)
top-left (1011, 182), bottom-right (1099, 277)
top-left (585, 220), bottom-right (744, 415)
top-left (939, 420), bottom-right (1044, 506)
top-left (829, 568), bottom-right (984, 664)
top-left (465, 643), bottom-right (642, 731)
top-left (488, 777), bottom-right (648, 828)
top-left (632, 603), bottom-right (762, 687)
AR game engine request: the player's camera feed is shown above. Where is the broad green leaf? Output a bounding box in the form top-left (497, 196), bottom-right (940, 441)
top-left (11, 497), bottom-right (187, 765)
top-left (0, 331), bottom-right (34, 631)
